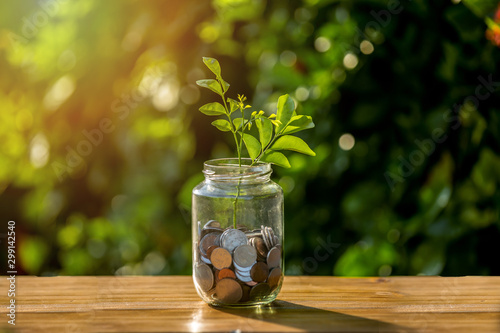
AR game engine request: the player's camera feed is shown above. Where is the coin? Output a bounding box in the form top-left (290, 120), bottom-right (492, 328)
top-left (266, 246), bottom-right (281, 269)
top-left (268, 267), bottom-right (282, 289)
top-left (240, 284), bottom-right (251, 302)
top-left (200, 226), bottom-right (223, 239)
top-left (245, 280), bottom-right (258, 287)
top-left (221, 229), bottom-right (248, 253)
top-left (216, 278), bottom-right (243, 304)
top-left (233, 245), bottom-right (257, 268)
top-left (199, 232), bottom-right (221, 256)
top-left (273, 235), bottom-right (280, 247)
top-left (236, 224), bottom-right (248, 232)
top-left (250, 262), bottom-right (269, 283)
top-left (206, 245), bottom-right (218, 260)
top-left (267, 227), bottom-right (275, 245)
top-left (233, 262), bottom-right (252, 276)
top-left (204, 220), bottom-right (221, 228)
top-left (214, 269), bottom-right (221, 283)
top-left (235, 271), bottom-right (253, 283)
top-left (251, 237), bottom-right (268, 260)
top-left (249, 283), bottom-right (271, 300)
top-left (218, 268), bottom-right (236, 280)
top-left (261, 225), bottom-right (272, 250)
top-left (210, 247), bottom-right (232, 270)
top-left (194, 263), bottom-right (214, 292)
top-left (200, 255), bottom-right (211, 265)
top-left (245, 231), bottom-right (262, 238)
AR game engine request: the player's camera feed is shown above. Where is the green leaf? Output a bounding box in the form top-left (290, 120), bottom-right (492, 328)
top-left (211, 119), bottom-right (232, 132)
top-left (202, 57), bottom-right (221, 77)
top-left (256, 117), bottom-right (273, 148)
top-left (242, 133), bottom-right (261, 160)
top-left (233, 118), bottom-right (243, 130)
top-left (221, 79), bottom-right (230, 93)
top-left (196, 79), bottom-right (222, 96)
top-left (260, 150), bottom-right (291, 168)
top-left (282, 115), bottom-right (315, 134)
top-left (276, 94), bottom-right (295, 133)
top-left (227, 98), bottom-right (239, 114)
top-left (199, 102), bottom-right (226, 116)
top-left (271, 135), bottom-right (316, 156)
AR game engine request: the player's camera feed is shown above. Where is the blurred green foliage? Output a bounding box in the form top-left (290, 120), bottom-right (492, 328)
top-left (0, 0), bottom-right (499, 277)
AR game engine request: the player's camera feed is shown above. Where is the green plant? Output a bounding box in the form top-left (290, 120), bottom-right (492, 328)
top-left (196, 57), bottom-right (316, 168)
top-left (196, 57), bottom-right (316, 227)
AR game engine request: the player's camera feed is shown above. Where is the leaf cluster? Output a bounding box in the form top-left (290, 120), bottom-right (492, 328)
top-left (196, 57), bottom-right (316, 168)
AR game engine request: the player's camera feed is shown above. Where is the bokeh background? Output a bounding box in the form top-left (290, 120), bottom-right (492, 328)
top-left (1, 0), bottom-right (499, 276)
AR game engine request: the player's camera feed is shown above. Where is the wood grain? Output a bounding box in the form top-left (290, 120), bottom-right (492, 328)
top-left (0, 276), bottom-right (499, 332)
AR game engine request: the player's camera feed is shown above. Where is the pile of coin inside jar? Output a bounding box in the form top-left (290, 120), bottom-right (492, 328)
top-left (194, 220), bottom-right (283, 304)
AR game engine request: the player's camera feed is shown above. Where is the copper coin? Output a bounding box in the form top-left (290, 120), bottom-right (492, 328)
top-left (268, 267), bottom-right (282, 289)
top-left (250, 262), bottom-right (269, 283)
top-left (233, 245), bottom-right (257, 268)
top-left (216, 278), bottom-right (243, 304)
top-left (266, 246), bottom-right (281, 269)
top-left (218, 268), bottom-right (236, 280)
top-left (249, 283), bottom-right (271, 300)
top-left (194, 263), bottom-right (214, 292)
top-left (199, 232), bottom-right (221, 256)
top-left (252, 237), bottom-right (268, 259)
top-left (221, 229), bottom-right (248, 253)
top-left (210, 247), bottom-right (232, 270)
top-left (206, 245), bottom-right (218, 260)
top-left (240, 284), bottom-right (251, 302)
top-left (214, 269), bottom-right (221, 283)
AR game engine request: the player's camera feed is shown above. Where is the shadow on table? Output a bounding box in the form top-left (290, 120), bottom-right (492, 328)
top-left (214, 300), bottom-right (410, 332)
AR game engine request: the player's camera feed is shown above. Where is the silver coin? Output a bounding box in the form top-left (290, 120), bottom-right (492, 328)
top-left (261, 226), bottom-right (272, 250)
top-left (233, 261), bottom-right (255, 273)
top-left (200, 255), bottom-right (212, 265)
top-left (194, 263), bottom-right (214, 292)
top-left (273, 235), bottom-right (280, 247)
top-left (233, 245), bottom-right (257, 268)
top-left (245, 231), bottom-right (262, 238)
top-left (267, 226), bottom-right (274, 239)
top-left (235, 268), bottom-right (252, 278)
top-left (204, 220), bottom-right (221, 229)
top-left (235, 271), bottom-right (253, 283)
top-left (200, 226), bottom-right (223, 240)
top-left (199, 232), bottom-right (221, 256)
top-left (221, 229), bottom-right (248, 253)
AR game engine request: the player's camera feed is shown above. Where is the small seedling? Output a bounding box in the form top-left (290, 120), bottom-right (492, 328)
top-left (196, 57), bottom-right (316, 168)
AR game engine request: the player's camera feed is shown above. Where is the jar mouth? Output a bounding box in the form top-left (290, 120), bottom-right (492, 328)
top-left (203, 158), bottom-right (272, 182)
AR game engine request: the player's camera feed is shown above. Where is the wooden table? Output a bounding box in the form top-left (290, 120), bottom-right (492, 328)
top-left (1, 276), bottom-right (499, 332)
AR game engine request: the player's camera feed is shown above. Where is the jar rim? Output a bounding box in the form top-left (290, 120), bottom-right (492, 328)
top-left (203, 158), bottom-right (272, 181)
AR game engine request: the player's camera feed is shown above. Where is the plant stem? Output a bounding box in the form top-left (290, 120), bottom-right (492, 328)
top-left (232, 105), bottom-right (246, 228)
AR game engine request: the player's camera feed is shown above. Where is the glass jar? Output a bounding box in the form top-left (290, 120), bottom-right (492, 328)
top-left (192, 158), bottom-right (284, 307)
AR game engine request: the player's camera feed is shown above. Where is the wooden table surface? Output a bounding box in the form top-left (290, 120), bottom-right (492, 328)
top-left (0, 276), bottom-right (499, 332)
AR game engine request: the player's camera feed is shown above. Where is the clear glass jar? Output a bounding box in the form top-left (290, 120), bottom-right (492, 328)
top-left (192, 158), bottom-right (284, 307)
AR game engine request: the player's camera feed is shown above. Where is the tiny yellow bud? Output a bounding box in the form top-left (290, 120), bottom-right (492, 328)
top-left (268, 114), bottom-right (277, 119)
top-left (259, 110), bottom-right (265, 115)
